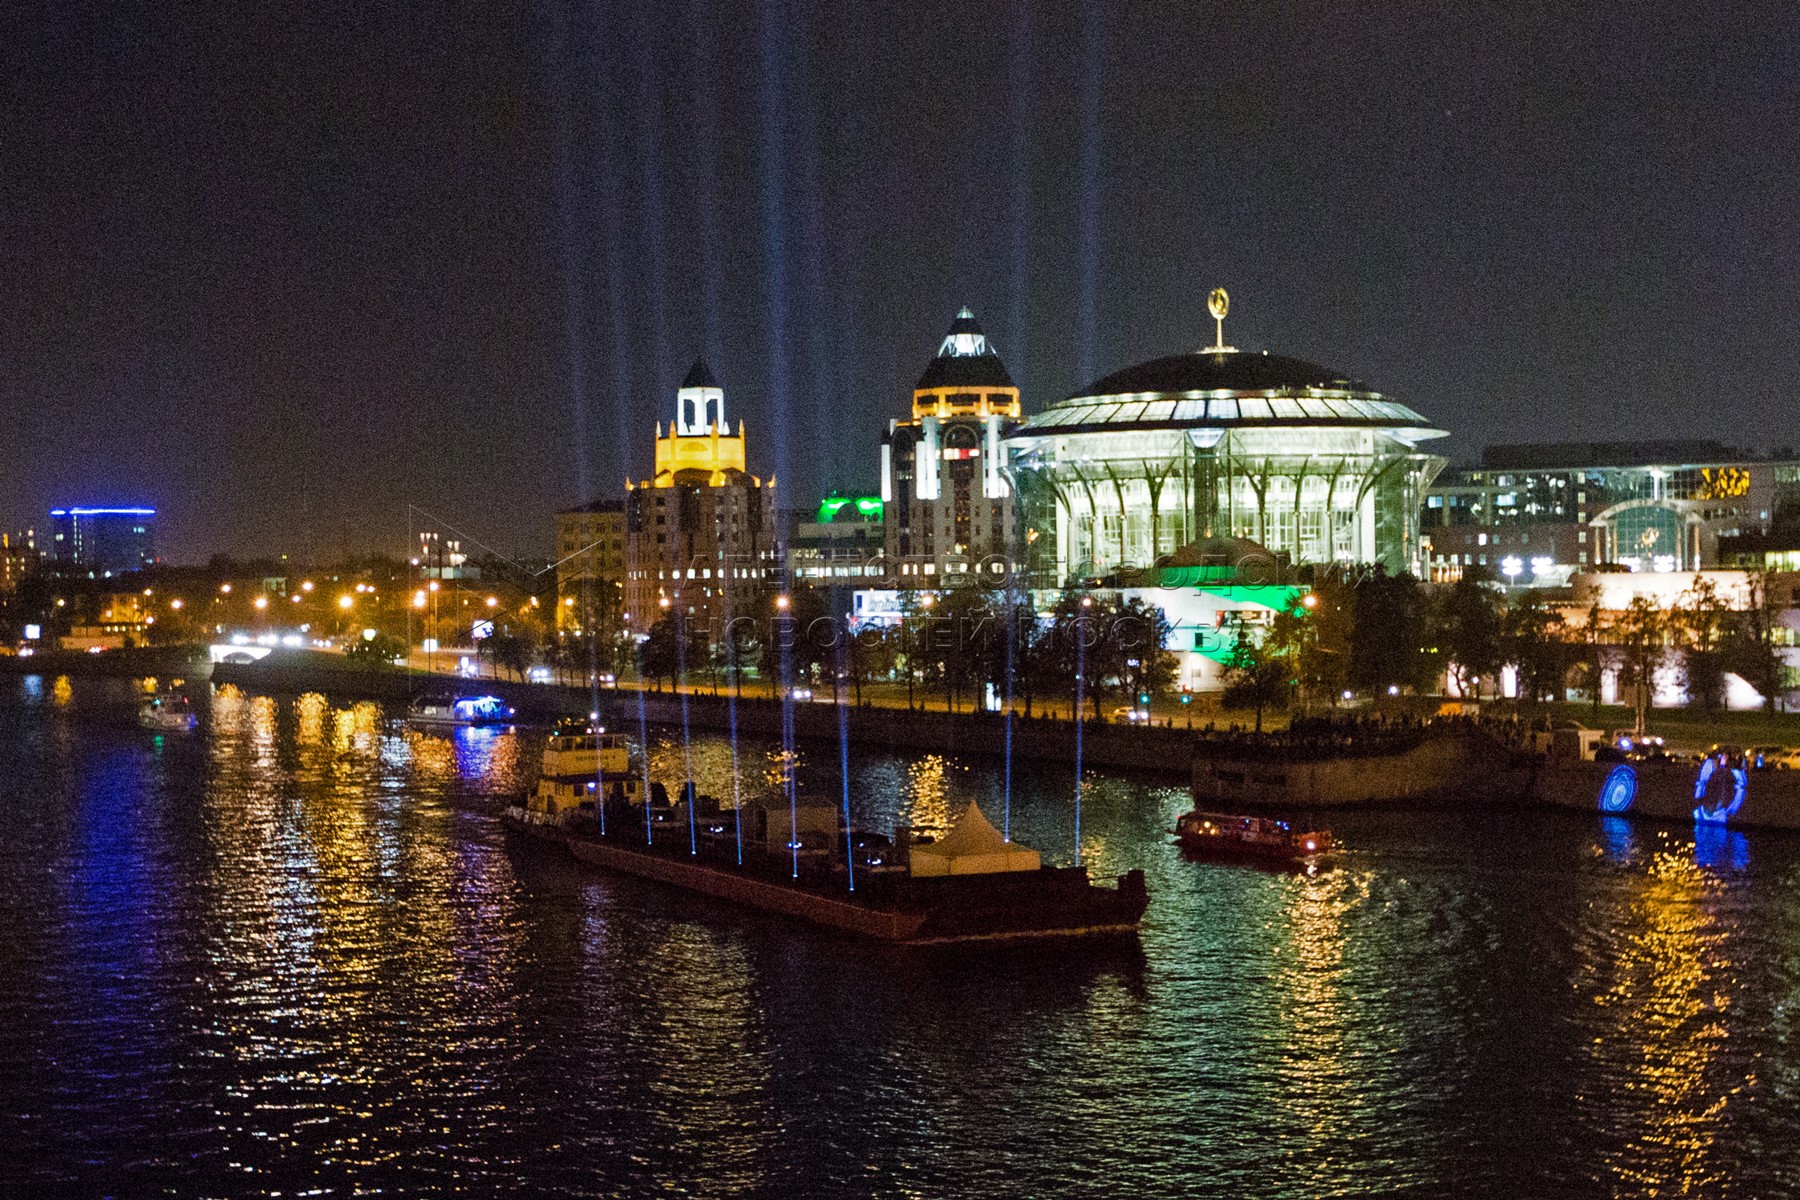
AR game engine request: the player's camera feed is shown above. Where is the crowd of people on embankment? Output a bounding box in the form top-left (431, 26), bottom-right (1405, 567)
top-left (1189, 711), bottom-right (1558, 762)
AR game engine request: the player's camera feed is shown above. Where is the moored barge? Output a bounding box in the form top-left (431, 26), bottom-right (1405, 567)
top-left (503, 726), bottom-right (1148, 944)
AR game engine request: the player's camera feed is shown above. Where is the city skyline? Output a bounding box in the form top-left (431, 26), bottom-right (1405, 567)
top-left (6, 3), bottom-right (1797, 563)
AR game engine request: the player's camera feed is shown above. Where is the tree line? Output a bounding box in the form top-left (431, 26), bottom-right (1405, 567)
top-left (1223, 567), bottom-right (1791, 729)
top-left (634, 587), bottom-right (1182, 719)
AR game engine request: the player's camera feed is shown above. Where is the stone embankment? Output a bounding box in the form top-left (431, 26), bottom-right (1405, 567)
top-left (210, 651), bottom-right (1199, 781)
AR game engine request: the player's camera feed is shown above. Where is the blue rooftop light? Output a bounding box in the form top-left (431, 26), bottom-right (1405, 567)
top-left (51, 507), bottom-right (157, 516)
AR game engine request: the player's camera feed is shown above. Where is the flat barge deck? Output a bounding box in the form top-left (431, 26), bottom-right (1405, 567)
top-left (502, 809), bottom-right (1148, 944)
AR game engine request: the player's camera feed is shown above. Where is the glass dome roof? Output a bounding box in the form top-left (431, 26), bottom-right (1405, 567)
top-left (1019, 348), bottom-right (1442, 436)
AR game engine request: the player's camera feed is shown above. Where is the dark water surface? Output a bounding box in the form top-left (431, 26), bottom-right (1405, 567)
top-left (3, 676), bottom-right (1799, 1198)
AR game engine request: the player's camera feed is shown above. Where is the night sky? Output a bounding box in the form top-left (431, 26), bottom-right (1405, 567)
top-left (5, 3), bottom-right (1797, 563)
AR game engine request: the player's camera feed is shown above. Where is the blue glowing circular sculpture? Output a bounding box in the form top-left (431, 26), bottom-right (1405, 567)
top-left (1692, 754), bottom-right (1749, 825)
top-left (1598, 764), bottom-right (1638, 814)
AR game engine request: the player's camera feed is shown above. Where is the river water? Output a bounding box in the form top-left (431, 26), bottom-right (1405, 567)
top-left (3, 676), bottom-right (1799, 1198)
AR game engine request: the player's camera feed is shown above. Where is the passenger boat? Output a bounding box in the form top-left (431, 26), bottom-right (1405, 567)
top-left (506, 720), bottom-right (641, 829)
top-left (138, 691), bottom-right (198, 732)
top-left (502, 729), bottom-right (1148, 944)
top-left (407, 692), bottom-right (516, 728)
top-left (1172, 809), bottom-right (1332, 867)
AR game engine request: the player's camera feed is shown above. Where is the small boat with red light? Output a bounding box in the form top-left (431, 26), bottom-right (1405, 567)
top-left (1172, 809), bottom-right (1332, 867)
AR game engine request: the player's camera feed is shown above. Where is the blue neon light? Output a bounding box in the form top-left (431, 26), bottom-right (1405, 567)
top-left (50, 507), bottom-right (156, 516)
top-left (1598, 764), bottom-right (1638, 814)
top-left (1692, 755), bottom-right (1749, 825)
top-left (452, 695), bottom-right (513, 722)
top-left (1693, 823), bottom-right (1751, 872)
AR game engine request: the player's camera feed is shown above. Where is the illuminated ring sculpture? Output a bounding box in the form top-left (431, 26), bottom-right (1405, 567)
top-left (1598, 764), bottom-right (1638, 814)
top-left (1692, 755), bottom-right (1749, 825)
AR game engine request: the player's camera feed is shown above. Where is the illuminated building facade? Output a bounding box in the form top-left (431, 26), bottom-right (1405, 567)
top-left (0, 530), bottom-right (37, 595)
top-left (624, 360), bottom-right (779, 635)
top-left (49, 506), bottom-right (157, 577)
top-left (1422, 442), bottom-right (1800, 582)
top-left (554, 498), bottom-right (625, 634)
top-left (881, 309), bottom-right (1022, 581)
top-left (789, 495), bottom-right (884, 582)
top-left (1005, 299), bottom-right (1447, 583)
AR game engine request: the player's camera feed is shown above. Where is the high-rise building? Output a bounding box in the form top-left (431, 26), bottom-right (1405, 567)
top-left (49, 506), bottom-right (157, 576)
top-left (880, 308), bottom-right (1022, 582)
top-left (0, 529), bottom-right (37, 595)
top-left (554, 498), bottom-right (626, 634)
top-left (624, 360), bottom-right (780, 637)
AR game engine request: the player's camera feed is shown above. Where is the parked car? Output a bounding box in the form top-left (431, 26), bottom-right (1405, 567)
top-left (1748, 745), bottom-right (1800, 770)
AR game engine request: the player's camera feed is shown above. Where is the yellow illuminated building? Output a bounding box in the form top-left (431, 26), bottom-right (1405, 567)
top-left (625, 360), bottom-right (779, 635)
top-left (649, 359), bottom-right (749, 487)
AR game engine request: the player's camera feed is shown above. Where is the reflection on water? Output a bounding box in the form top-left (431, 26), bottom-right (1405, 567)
top-left (1580, 837), bottom-right (1747, 1197)
top-left (2, 676), bottom-right (1800, 1198)
top-left (1694, 824), bottom-right (1751, 874)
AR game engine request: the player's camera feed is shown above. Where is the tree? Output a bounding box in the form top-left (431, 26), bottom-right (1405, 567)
top-left (989, 596), bottom-right (1052, 717)
top-left (1293, 578), bottom-right (1353, 707)
top-left (843, 624), bottom-right (896, 706)
top-left (920, 586), bottom-right (995, 713)
top-left (759, 588), bottom-right (832, 697)
top-left (1433, 577), bottom-right (1503, 699)
top-left (1609, 597), bottom-right (1670, 735)
top-left (485, 631), bottom-right (536, 682)
top-left (343, 632), bottom-right (408, 669)
top-left (1570, 600), bottom-right (1609, 718)
top-left (1500, 589), bottom-right (1567, 707)
top-left (640, 613), bottom-right (684, 690)
top-left (717, 616), bottom-right (759, 699)
top-left (1221, 626), bottom-right (1292, 732)
top-left (1348, 568), bottom-right (1428, 696)
top-left (1044, 590), bottom-right (1136, 721)
top-left (1116, 596), bottom-right (1179, 711)
top-left (1722, 569), bottom-right (1785, 713)
top-left (1676, 575), bottom-right (1732, 711)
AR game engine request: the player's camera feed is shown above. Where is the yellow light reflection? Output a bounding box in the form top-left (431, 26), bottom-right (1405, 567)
top-left (1583, 833), bottom-right (1744, 1195)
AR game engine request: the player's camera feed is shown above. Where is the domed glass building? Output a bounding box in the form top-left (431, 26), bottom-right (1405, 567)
top-left (1005, 325), bottom-right (1448, 582)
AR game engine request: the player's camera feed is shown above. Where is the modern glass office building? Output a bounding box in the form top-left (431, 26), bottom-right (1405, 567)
top-left (1422, 441), bottom-right (1800, 580)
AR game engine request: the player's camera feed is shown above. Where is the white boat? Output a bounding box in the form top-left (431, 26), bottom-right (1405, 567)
top-left (407, 693), bottom-right (516, 727)
top-left (138, 694), bottom-right (198, 732)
